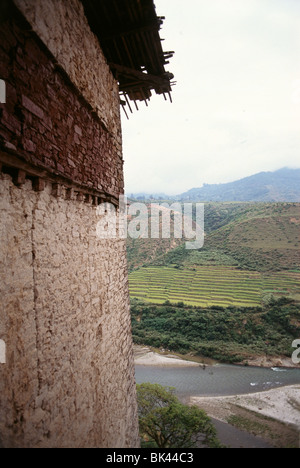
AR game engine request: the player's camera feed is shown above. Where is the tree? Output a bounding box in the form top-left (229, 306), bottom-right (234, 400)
top-left (136, 383), bottom-right (220, 448)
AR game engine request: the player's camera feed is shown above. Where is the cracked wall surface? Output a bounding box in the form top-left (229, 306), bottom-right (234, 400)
top-left (0, 0), bottom-right (139, 448)
top-left (0, 175), bottom-right (139, 448)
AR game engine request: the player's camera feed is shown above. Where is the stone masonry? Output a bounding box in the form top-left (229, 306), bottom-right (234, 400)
top-left (0, 0), bottom-right (140, 448)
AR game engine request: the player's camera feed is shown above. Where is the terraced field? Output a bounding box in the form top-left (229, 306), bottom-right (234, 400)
top-left (129, 266), bottom-right (300, 307)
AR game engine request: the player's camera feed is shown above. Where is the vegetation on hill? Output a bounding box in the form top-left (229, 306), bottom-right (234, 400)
top-left (204, 203), bottom-right (300, 272)
top-left (127, 200), bottom-right (300, 364)
top-left (129, 266), bottom-right (300, 307)
top-left (127, 202), bottom-right (300, 272)
top-left (131, 298), bottom-right (300, 364)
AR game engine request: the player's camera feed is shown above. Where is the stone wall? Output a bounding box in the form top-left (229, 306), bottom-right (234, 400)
top-left (13, 0), bottom-right (121, 135)
top-left (0, 0), bottom-right (139, 448)
top-left (0, 174), bottom-right (139, 448)
top-left (0, 6), bottom-right (124, 199)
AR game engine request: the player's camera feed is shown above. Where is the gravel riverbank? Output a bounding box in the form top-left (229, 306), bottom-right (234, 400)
top-left (134, 346), bottom-right (300, 447)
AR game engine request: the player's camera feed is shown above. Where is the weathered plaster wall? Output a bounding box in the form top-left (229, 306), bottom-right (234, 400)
top-left (0, 0), bottom-right (139, 448)
top-left (0, 175), bottom-right (139, 448)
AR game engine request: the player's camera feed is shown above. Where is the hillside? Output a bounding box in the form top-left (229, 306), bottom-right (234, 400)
top-left (203, 202), bottom-right (300, 272)
top-left (131, 298), bottom-right (300, 364)
top-left (127, 202), bottom-right (300, 273)
top-left (129, 266), bottom-right (300, 307)
top-left (126, 203), bottom-right (184, 271)
top-left (127, 201), bottom-right (300, 364)
top-left (178, 168), bottom-right (300, 202)
top-left (126, 202), bottom-right (248, 271)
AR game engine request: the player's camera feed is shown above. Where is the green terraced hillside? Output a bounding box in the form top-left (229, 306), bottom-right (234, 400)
top-left (129, 266), bottom-right (300, 307)
top-left (126, 202), bottom-right (300, 272)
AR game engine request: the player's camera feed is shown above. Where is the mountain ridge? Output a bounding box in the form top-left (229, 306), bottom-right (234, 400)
top-left (128, 168), bottom-right (300, 202)
top-left (179, 168), bottom-right (300, 202)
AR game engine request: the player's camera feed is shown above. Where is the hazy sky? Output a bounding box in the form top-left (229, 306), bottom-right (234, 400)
top-left (121, 0), bottom-right (300, 195)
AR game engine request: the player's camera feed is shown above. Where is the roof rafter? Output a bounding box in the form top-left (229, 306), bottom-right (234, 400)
top-left (81, 0), bottom-right (174, 114)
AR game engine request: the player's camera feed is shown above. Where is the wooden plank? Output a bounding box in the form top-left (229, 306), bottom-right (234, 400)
top-left (82, 0), bottom-right (174, 104)
top-left (15, 169), bottom-right (26, 186)
top-left (109, 62), bottom-right (171, 89)
top-left (101, 20), bottom-right (160, 41)
top-left (33, 177), bottom-right (45, 192)
top-left (124, 92), bottom-right (133, 113)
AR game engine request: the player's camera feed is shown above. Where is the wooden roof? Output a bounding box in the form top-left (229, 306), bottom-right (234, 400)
top-left (81, 0), bottom-right (174, 116)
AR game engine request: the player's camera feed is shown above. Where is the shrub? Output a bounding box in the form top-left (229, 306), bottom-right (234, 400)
top-left (137, 383), bottom-right (221, 448)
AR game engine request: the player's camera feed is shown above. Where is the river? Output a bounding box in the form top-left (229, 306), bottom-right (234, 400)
top-left (135, 363), bottom-right (300, 447)
top-left (135, 364), bottom-right (300, 400)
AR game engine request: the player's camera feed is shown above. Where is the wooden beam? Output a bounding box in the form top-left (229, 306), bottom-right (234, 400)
top-left (15, 169), bottom-right (26, 186)
top-left (52, 183), bottom-right (62, 198)
top-left (109, 62), bottom-right (171, 91)
top-left (33, 177), bottom-right (45, 192)
top-left (101, 20), bottom-right (161, 41)
top-left (0, 148), bottom-right (119, 208)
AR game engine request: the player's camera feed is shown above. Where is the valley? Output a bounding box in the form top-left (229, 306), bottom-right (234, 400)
top-left (127, 201), bottom-right (300, 364)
